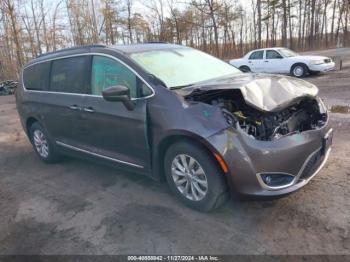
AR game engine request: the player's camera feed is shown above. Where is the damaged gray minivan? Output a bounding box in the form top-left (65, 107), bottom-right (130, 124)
top-left (16, 44), bottom-right (333, 211)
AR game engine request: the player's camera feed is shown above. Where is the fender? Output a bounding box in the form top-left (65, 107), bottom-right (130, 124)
top-left (150, 129), bottom-right (227, 181)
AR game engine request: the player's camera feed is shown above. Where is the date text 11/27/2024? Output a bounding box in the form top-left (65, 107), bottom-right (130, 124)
top-left (127, 255), bottom-right (220, 261)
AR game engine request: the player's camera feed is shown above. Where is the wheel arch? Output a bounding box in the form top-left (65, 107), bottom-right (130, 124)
top-left (153, 132), bottom-right (228, 182)
top-left (26, 116), bottom-right (39, 135)
top-left (291, 62), bottom-right (309, 74)
top-left (238, 64), bottom-right (252, 72)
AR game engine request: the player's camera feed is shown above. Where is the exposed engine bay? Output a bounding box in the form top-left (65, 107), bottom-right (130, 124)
top-left (186, 89), bottom-right (328, 141)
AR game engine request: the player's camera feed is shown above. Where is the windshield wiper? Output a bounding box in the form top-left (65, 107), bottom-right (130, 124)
top-left (170, 84), bottom-right (195, 90)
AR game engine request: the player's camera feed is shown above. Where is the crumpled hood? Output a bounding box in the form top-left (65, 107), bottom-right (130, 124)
top-left (177, 73), bottom-right (319, 112)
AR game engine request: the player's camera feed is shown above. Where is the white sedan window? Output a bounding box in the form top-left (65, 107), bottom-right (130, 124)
top-left (249, 51), bottom-right (264, 60)
top-left (266, 50), bottom-right (283, 59)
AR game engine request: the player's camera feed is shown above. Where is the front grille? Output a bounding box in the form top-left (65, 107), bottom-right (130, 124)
top-left (299, 149), bottom-right (323, 180)
top-left (324, 58), bottom-right (331, 63)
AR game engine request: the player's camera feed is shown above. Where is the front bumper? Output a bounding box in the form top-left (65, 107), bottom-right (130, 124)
top-left (207, 121), bottom-right (333, 197)
top-left (309, 62), bottom-right (335, 72)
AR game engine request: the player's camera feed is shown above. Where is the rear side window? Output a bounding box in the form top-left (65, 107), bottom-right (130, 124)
top-left (23, 62), bottom-right (50, 90)
top-left (50, 56), bottom-right (90, 94)
top-left (249, 51), bottom-right (264, 60)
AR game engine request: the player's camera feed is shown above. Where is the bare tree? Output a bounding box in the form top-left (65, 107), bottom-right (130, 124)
top-left (1, 0), bottom-right (350, 79)
top-left (257, 0), bottom-right (262, 48)
top-left (2, 0), bottom-right (23, 67)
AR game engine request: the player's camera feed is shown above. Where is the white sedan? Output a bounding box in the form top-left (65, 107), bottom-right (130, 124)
top-left (229, 47), bottom-right (335, 77)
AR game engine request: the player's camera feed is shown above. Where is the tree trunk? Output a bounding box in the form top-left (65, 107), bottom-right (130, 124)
top-left (6, 0), bottom-right (23, 67)
top-left (90, 0), bottom-right (99, 43)
top-left (31, 0), bottom-right (42, 54)
top-left (309, 0), bottom-right (316, 48)
top-left (282, 0), bottom-right (288, 47)
top-left (39, 0), bottom-right (49, 52)
top-left (288, 0), bottom-right (293, 49)
top-left (331, 0), bottom-right (338, 45)
top-left (127, 0), bottom-right (133, 43)
top-left (257, 0), bottom-right (262, 48)
top-left (207, 0), bottom-right (219, 56)
top-left (298, 0), bottom-right (302, 48)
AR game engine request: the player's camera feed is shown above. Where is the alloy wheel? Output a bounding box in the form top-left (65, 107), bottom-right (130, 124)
top-left (33, 129), bottom-right (49, 158)
top-left (171, 154), bottom-right (208, 201)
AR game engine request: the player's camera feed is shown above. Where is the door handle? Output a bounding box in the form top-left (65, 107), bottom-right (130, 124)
top-left (83, 107), bottom-right (95, 113)
top-left (248, 61), bottom-right (252, 63)
top-left (264, 61), bottom-right (269, 62)
top-left (69, 105), bottom-right (80, 110)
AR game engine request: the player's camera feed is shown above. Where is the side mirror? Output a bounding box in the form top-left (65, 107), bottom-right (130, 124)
top-left (102, 85), bottom-right (135, 111)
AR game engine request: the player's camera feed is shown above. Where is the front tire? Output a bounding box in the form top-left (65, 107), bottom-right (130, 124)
top-left (164, 141), bottom-right (228, 212)
top-left (29, 122), bottom-right (60, 163)
top-left (291, 63), bottom-right (308, 77)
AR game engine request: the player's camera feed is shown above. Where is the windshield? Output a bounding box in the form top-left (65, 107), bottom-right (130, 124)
top-left (278, 48), bottom-right (298, 57)
top-left (130, 48), bottom-right (240, 89)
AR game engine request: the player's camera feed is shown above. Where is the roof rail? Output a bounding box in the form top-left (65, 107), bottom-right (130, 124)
top-left (36, 44), bottom-right (106, 58)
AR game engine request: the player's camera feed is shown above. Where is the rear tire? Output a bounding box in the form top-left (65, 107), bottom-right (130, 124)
top-left (239, 65), bottom-right (251, 73)
top-left (29, 122), bottom-right (60, 163)
top-left (291, 63), bottom-right (308, 77)
top-left (164, 141), bottom-right (228, 212)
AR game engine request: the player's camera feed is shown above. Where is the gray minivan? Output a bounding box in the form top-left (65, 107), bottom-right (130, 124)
top-left (16, 44), bottom-right (333, 211)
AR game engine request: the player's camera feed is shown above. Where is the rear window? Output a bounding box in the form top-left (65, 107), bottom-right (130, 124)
top-left (50, 56), bottom-right (90, 94)
top-left (249, 51), bottom-right (264, 60)
top-left (23, 62), bottom-right (50, 90)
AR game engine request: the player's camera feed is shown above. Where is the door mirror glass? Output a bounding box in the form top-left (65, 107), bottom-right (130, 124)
top-left (102, 85), bottom-right (135, 110)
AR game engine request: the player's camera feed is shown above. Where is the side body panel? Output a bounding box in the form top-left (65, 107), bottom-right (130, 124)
top-left (17, 48), bottom-right (156, 176)
top-left (16, 67), bottom-right (85, 146)
top-left (33, 93), bottom-right (85, 147)
top-left (79, 96), bottom-right (150, 171)
top-left (263, 50), bottom-right (284, 73)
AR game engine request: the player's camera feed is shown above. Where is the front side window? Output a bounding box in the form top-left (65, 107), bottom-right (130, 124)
top-left (130, 48), bottom-right (240, 89)
top-left (50, 56), bottom-right (90, 94)
top-left (249, 51), bottom-right (264, 60)
top-left (266, 50), bottom-right (283, 59)
top-left (91, 56), bottom-right (151, 98)
top-left (23, 61), bottom-right (51, 90)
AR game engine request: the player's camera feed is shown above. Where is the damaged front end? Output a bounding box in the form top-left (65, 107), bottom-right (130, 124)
top-left (180, 74), bottom-right (328, 141)
top-left (166, 72), bottom-right (334, 196)
top-left (185, 89), bottom-right (328, 141)
top-left (176, 74), bottom-right (332, 195)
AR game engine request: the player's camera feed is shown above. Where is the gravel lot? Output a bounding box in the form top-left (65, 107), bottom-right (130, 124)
top-left (0, 49), bottom-right (349, 255)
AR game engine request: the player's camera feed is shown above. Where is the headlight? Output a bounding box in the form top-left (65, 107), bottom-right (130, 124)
top-left (310, 60), bottom-right (324, 65)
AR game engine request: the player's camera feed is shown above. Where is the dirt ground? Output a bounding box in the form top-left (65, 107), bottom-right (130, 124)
top-left (0, 49), bottom-right (349, 255)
